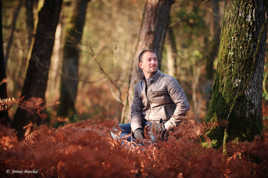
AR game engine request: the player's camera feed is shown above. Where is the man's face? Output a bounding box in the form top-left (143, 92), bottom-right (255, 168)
top-left (139, 52), bottom-right (158, 74)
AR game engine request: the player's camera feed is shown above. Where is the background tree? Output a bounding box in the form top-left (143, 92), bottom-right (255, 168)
top-left (25, 0), bottom-right (38, 49)
top-left (46, 17), bottom-right (63, 108)
top-left (121, 0), bottom-right (175, 123)
top-left (57, 0), bottom-right (90, 121)
top-left (167, 0), bottom-right (209, 121)
top-left (205, 0), bottom-right (267, 150)
top-left (0, 0), bottom-right (9, 126)
top-left (12, 0), bottom-right (62, 139)
top-left (4, 0), bottom-right (23, 68)
top-left (2, 1), bottom-right (35, 101)
top-left (2, 0), bottom-right (266, 129)
top-left (166, 26), bottom-right (178, 77)
top-left (205, 0), bottom-right (221, 80)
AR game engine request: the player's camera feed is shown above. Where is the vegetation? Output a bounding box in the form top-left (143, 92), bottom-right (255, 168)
top-left (0, 119), bottom-right (268, 177)
top-left (0, 0), bottom-right (267, 177)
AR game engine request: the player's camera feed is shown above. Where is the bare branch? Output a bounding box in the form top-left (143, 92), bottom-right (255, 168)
top-left (89, 45), bottom-right (123, 104)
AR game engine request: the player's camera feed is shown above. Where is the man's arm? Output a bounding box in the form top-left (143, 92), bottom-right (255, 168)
top-left (165, 77), bottom-right (190, 130)
top-left (130, 83), bottom-right (144, 133)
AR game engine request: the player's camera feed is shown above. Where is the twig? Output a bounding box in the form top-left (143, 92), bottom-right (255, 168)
top-left (89, 45), bottom-right (123, 104)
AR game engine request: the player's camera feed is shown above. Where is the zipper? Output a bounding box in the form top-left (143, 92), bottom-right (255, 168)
top-left (144, 80), bottom-right (151, 120)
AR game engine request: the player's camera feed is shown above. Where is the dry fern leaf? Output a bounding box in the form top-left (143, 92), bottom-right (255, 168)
top-left (0, 97), bottom-right (18, 111)
top-left (24, 131), bottom-right (38, 145)
top-left (24, 123), bottom-right (41, 145)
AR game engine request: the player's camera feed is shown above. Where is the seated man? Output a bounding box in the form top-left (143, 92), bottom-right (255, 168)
top-left (117, 49), bottom-right (190, 143)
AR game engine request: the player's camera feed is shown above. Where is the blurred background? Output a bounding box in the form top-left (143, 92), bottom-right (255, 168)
top-left (2, 0), bottom-right (268, 127)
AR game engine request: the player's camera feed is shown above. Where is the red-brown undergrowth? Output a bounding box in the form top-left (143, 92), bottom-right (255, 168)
top-left (0, 119), bottom-right (267, 178)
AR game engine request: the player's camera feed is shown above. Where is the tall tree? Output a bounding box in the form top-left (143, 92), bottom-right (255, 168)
top-left (12, 0), bottom-right (62, 139)
top-left (166, 26), bottom-right (178, 77)
top-left (57, 0), bottom-right (90, 119)
top-left (47, 20), bottom-right (62, 104)
top-left (25, 0), bottom-right (37, 48)
top-left (205, 0), bottom-right (267, 150)
top-left (0, 0), bottom-right (9, 126)
top-left (121, 0), bottom-right (174, 123)
top-left (205, 0), bottom-right (221, 80)
top-left (4, 0), bottom-right (23, 68)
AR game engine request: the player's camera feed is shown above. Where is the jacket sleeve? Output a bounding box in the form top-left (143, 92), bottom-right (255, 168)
top-left (165, 77), bottom-right (190, 130)
top-left (130, 83), bottom-right (143, 132)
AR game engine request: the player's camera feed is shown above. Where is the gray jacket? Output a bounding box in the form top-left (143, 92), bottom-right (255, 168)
top-left (131, 70), bottom-right (190, 132)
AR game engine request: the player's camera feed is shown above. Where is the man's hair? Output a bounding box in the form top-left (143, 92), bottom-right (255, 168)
top-left (138, 49), bottom-right (155, 63)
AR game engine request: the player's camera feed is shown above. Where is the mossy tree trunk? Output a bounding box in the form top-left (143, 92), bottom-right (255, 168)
top-left (121, 0), bottom-right (174, 123)
top-left (57, 0), bottom-right (90, 119)
top-left (205, 0), bottom-right (267, 149)
top-left (12, 0), bottom-right (62, 139)
top-left (0, 0), bottom-right (10, 126)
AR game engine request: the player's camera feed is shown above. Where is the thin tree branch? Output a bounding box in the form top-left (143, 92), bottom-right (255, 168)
top-left (89, 45), bottom-right (123, 104)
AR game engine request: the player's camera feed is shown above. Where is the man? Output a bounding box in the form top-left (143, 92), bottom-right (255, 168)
top-left (131, 49), bottom-right (190, 142)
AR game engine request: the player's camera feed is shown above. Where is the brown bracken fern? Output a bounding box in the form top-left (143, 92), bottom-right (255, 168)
top-left (0, 97), bottom-right (18, 111)
top-left (0, 119), bottom-right (267, 177)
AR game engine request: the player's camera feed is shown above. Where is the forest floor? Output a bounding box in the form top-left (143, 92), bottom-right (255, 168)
top-left (0, 114), bottom-right (268, 178)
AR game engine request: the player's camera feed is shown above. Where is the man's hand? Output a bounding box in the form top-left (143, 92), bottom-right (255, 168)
top-left (134, 128), bottom-right (144, 142)
top-left (159, 121), bottom-right (168, 141)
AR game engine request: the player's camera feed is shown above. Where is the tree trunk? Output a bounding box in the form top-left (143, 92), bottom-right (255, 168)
top-left (25, 0), bottom-right (37, 48)
top-left (12, 0), bottom-right (62, 139)
top-left (166, 26), bottom-right (177, 77)
top-left (205, 0), bottom-right (267, 149)
top-left (4, 0), bottom-right (23, 68)
top-left (205, 0), bottom-right (221, 80)
top-left (121, 0), bottom-right (174, 123)
top-left (47, 22), bottom-right (62, 104)
top-left (57, 0), bottom-right (89, 119)
top-left (0, 0), bottom-right (9, 126)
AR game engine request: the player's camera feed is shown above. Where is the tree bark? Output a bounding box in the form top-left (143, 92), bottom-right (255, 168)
top-left (25, 0), bottom-right (37, 48)
top-left (0, 0), bottom-right (10, 126)
top-left (57, 0), bottom-right (89, 119)
top-left (12, 0), bottom-right (62, 139)
top-left (47, 22), bottom-right (62, 104)
top-left (205, 0), bottom-right (267, 148)
top-left (121, 0), bottom-right (174, 123)
top-left (166, 26), bottom-right (177, 77)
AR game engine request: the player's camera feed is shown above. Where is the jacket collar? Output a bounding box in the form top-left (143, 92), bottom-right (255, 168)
top-left (143, 70), bottom-right (161, 85)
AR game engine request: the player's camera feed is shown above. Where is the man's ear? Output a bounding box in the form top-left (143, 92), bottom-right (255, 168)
top-left (138, 62), bottom-right (143, 69)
